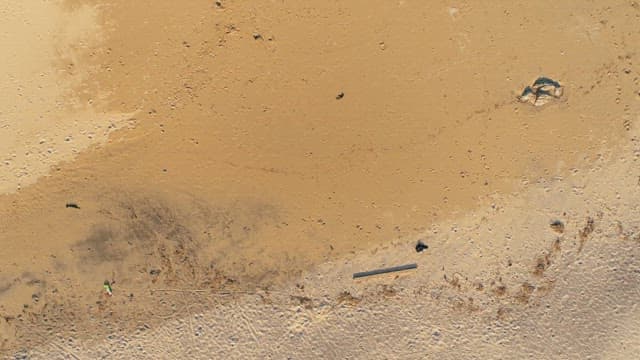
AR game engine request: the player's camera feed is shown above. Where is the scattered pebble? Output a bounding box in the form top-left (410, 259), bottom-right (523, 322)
top-left (415, 240), bottom-right (429, 252)
top-left (336, 92), bottom-right (344, 100)
top-left (550, 220), bottom-right (565, 233)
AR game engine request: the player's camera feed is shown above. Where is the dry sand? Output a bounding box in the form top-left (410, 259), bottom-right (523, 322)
top-left (1, 0), bottom-right (640, 358)
top-left (0, 0), bottom-right (134, 194)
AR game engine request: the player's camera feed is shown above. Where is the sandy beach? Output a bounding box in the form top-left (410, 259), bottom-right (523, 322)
top-left (1, 0), bottom-right (639, 358)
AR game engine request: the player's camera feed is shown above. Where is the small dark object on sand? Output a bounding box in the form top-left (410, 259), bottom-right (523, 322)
top-left (550, 220), bottom-right (565, 233)
top-left (336, 92), bottom-right (344, 100)
top-left (353, 263), bottom-right (418, 279)
top-left (66, 203), bottom-right (80, 209)
top-left (519, 76), bottom-right (563, 106)
top-left (415, 241), bottom-right (429, 252)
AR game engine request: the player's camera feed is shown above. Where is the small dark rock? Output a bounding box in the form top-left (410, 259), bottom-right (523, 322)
top-left (65, 203), bottom-right (80, 209)
top-left (149, 269), bottom-right (161, 276)
top-left (415, 240), bottom-right (429, 252)
top-left (550, 220), bottom-right (565, 233)
top-left (336, 92), bottom-right (344, 100)
top-left (252, 33), bottom-right (263, 40)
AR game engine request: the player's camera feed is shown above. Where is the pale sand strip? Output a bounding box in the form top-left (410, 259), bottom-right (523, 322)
top-left (0, 0), bottom-right (133, 194)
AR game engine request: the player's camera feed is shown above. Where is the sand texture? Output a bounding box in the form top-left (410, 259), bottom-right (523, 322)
top-left (1, 0), bottom-right (640, 358)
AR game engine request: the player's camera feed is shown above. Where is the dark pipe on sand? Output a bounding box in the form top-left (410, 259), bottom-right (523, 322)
top-left (353, 263), bottom-right (418, 279)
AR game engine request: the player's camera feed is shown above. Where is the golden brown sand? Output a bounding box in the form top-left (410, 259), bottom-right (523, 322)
top-left (1, 0), bottom-right (640, 357)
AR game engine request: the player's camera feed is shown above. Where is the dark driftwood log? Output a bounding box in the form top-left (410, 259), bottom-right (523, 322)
top-left (353, 263), bottom-right (418, 279)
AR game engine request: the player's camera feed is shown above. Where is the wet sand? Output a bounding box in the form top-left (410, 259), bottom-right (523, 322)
top-left (24, 122), bottom-right (640, 358)
top-left (1, 0), bottom-right (640, 356)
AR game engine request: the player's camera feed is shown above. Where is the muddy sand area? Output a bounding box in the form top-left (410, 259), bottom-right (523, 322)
top-left (2, 0), bottom-right (640, 358)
